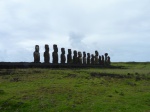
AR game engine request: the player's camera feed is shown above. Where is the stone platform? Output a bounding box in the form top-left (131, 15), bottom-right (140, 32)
top-left (0, 62), bottom-right (119, 69)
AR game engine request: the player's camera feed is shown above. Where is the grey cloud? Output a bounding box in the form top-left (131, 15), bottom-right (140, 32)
top-left (68, 32), bottom-right (92, 53)
top-left (0, 0), bottom-right (150, 62)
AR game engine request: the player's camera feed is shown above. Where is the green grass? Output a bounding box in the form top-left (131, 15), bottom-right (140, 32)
top-left (0, 62), bottom-right (150, 112)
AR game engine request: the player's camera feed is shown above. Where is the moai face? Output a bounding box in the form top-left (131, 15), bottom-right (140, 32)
top-left (80, 52), bottom-right (82, 57)
top-left (61, 48), bottom-right (65, 54)
top-left (53, 44), bottom-right (57, 49)
top-left (99, 56), bottom-right (101, 60)
top-left (78, 52), bottom-right (81, 57)
top-left (87, 53), bottom-right (90, 58)
top-left (105, 53), bottom-right (108, 57)
top-left (95, 51), bottom-right (98, 56)
top-left (74, 50), bottom-right (77, 56)
top-left (56, 48), bottom-right (58, 52)
top-left (102, 55), bottom-right (104, 60)
top-left (68, 49), bottom-right (72, 54)
top-left (83, 52), bottom-right (86, 57)
top-left (35, 45), bottom-right (39, 52)
top-left (45, 44), bottom-right (49, 52)
top-left (53, 44), bottom-right (58, 53)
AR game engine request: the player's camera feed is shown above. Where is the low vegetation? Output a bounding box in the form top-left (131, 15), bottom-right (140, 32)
top-left (0, 62), bottom-right (150, 112)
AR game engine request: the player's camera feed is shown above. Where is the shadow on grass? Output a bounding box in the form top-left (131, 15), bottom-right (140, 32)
top-left (90, 72), bottom-right (150, 80)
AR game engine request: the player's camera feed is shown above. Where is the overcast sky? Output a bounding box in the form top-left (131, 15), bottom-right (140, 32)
top-left (0, 0), bottom-right (150, 62)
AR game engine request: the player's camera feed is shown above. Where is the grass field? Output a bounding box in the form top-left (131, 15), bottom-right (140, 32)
top-left (0, 62), bottom-right (150, 112)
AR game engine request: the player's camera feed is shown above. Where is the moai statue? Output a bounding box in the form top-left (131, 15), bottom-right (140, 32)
top-left (67, 49), bottom-right (72, 64)
top-left (87, 53), bottom-right (91, 64)
top-left (61, 48), bottom-right (66, 64)
top-left (33, 45), bottom-right (40, 63)
top-left (44, 44), bottom-right (50, 63)
top-left (52, 44), bottom-right (58, 64)
top-left (95, 51), bottom-right (99, 64)
top-left (99, 56), bottom-right (102, 65)
top-left (78, 52), bottom-right (82, 64)
top-left (105, 53), bottom-right (108, 65)
top-left (91, 54), bottom-right (95, 65)
top-left (107, 56), bottom-right (111, 65)
top-left (73, 50), bottom-right (78, 64)
top-left (101, 55), bottom-right (104, 65)
top-left (83, 52), bottom-right (86, 64)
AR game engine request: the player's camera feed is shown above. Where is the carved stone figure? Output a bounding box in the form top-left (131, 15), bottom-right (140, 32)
top-left (33, 45), bottom-right (40, 63)
top-left (61, 48), bottom-right (66, 64)
top-left (107, 56), bottom-right (111, 65)
top-left (44, 44), bottom-right (50, 63)
top-left (87, 53), bottom-right (91, 64)
top-left (101, 55), bottom-right (104, 65)
top-left (78, 52), bottom-right (82, 64)
top-left (105, 53), bottom-right (108, 65)
top-left (91, 54), bottom-right (95, 65)
top-left (99, 56), bottom-right (102, 65)
top-left (95, 51), bottom-right (99, 64)
top-left (52, 44), bottom-right (58, 64)
top-left (73, 50), bottom-right (78, 64)
top-left (67, 49), bottom-right (72, 64)
top-left (83, 52), bottom-right (86, 64)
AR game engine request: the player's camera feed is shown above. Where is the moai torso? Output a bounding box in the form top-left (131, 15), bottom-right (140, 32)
top-left (91, 54), bottom-right (95, 65)
top-left (87, 53), bottom-right (91, 64)
top-left (44, 44), bottom-right (50, 63)
top-left (61, 48), bottom-right (66, 64)
top-left (83, 52), bottom-right (86, 64)
top-left (78, 52), bottom-right (82, 64)
top-left (67, 49), bottom-right (72, 64)
top-left (33, 45), bottom-right (40, 63)
top-left (99, 56), bottom-right (102, 65)
top-left (52, 44), bottom-right (58, 64)
top-left (95, 51), bottom-right (99, 64)
top-left (101, 55), bottom-right (104, 65)
top-left (73, 50), bottom-right (78, 64)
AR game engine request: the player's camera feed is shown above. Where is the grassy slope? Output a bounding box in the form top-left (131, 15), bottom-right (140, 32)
top-left (0, 62), bottom-right (150, 112)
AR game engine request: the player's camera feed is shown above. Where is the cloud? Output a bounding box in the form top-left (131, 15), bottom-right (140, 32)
top-left (0, 0), bottom-right (150, 62)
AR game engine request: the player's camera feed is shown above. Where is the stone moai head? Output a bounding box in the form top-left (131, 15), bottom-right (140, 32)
top-left (78, 52), bottom-right (82, 57)
top-left (45, 44), bottom-right (49, 52)
top-left (74, 50), bottom-right (77, 56)
top-left (53, 44), bottom-right (58, 52)
top-left (91, 54), bottom-right (94, 58)
top-left (99, 56), bottom-right (101, 60)
top-left (68, 49), bottom-right (72, 54)
top-left (61, 48), bottom-right (65, 54)
top-left (35, 45), bottom-right (39, 52)
top-left (95, 51), bottom-right (99, 56)
top-left (83, 52), bottom-right (86, 57)
top-left (87, 53), bottom-right (90, 58)
top-left (102, 55), bottom-right (104, 60)
top-left (34, 45), bottom-right (40, 63)
top-left (105, 53), bottom-right (108, 57)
